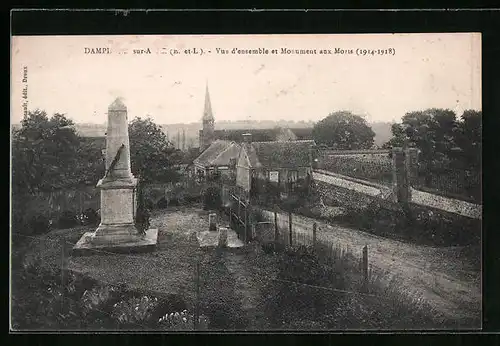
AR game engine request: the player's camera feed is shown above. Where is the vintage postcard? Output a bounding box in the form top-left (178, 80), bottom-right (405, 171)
top-left (10, 33), bottom-right (482, 331)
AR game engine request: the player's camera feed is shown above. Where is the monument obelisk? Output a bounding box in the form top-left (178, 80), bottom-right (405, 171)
top-left (73, 98), bottom-right (158, 254)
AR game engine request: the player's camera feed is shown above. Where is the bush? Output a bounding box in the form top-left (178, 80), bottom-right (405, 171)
top-left (158, 310), bottom-right (209, 331)
top-left (184, 193), bottom-right (201, 204)
top-left (203, 186), bottom-right (222, 210)
top-left (335, 201), bottom-right (481, 247)
top-left (258, 243), bottom-right (352, 327)
top-left (81, 285), bottom-right (119, 315)
top-left (111, 296), bottom-right (159, 328)
top-left (204, 302), bottom-right (248, 329)
top-left (29, 214), bottom-right (51, 235)
top-left (279, 245), bottom-right (332, 286)
top-left (156, 198), bottom-right (169, 209)
top-left (58, 210), bottom-right (79, 229)
top-left (82, 208), bottom-right (100, 226)
top-left (261, 241), bottom-right (285, 255)
top-left (135, 206), bottom-right (151, 234)
top-left (145, 198), bottom-right (154, 210)
top-left (169, 198), bottom-right (180, 206)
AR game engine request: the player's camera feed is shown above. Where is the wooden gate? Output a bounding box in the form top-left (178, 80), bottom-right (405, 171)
top-left (225, 185), bottom-right (252, 243)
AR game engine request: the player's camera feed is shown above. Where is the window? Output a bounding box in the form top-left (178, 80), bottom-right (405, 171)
top-left (288, 170), bottom-right (298, 192)
top-left (269, 171), bottom-right (279, 183)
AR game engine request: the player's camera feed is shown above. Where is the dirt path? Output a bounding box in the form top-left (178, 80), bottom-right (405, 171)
top-left (288, 213), bottom-right (481, 322)
top-left (223, 251), bottom-right (261, 328)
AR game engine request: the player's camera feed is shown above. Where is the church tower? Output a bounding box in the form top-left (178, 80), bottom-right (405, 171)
top-left (199, 82), bottom-right (215, 151)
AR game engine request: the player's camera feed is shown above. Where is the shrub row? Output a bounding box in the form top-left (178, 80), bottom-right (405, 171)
top-left (14, 208), bottom-right (101, 238)
top-left (331, 201), bottom-right (481, 247)
top-left (12, 253), bottom-right (206, 330)
top-left (257, 241), bottom-right (446, 329)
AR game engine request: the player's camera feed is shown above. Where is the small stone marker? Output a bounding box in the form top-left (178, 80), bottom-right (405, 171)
top-left (218, 227), bottom-right (228, 248)
top-left (209, 213), bottom-right (217, 231)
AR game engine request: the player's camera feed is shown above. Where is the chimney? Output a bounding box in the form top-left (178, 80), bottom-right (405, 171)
top-left (242, 133), bottom-right (252, 144)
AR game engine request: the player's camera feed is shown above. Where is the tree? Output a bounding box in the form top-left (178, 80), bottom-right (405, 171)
top-left (312, 111), bottom-right (375, 150)
top-left (12, 110), bottom-right (81, 193)
top-left (128, 117), bottom-right (183, 184)
top-left (75, 137), bottom-right (106, 186)
top-left (452, 110), bottom-right (481, 170)
top-left (383, 108), bottom-right (460, 169)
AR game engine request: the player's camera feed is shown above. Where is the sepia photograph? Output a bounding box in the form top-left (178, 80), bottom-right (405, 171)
top-left (10, 33), bottom-right (482, 331)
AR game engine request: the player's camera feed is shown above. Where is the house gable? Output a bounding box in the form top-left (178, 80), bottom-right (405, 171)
top-left (193, 140), bottom-right (234, 167)
top-left (236, 146), bottom-right (252, 191)
top-left (236, 146), bottom-right (251, 169)
top-left (212, 142), bottom-right (241, 167)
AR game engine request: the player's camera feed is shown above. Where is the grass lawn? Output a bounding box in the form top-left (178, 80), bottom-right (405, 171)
top-left (10, 204), bottom-right (479, 331)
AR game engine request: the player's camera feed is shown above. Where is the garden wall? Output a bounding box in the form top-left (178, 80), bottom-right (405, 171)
top-left (310, 171), bottom-right (481, 246)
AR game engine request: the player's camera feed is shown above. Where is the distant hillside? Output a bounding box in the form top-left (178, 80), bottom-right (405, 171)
top-left (160, 120), bottom-right (316, 149)
top-left (13, 120), bottom-right (395, 150)
top-left (370, 122), bottom-right (394, 148)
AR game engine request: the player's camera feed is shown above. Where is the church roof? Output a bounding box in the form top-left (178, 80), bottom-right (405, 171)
top-left (212, 127), bottom-right (314, 142)
top-left (288, 127), bottom-right (314, 140)
top-left (109, 98), bottom-right (127, 111)
top-left (194, 140), bottom-right (241, 167)
top-left (214, 128), bottom-right (279, 142)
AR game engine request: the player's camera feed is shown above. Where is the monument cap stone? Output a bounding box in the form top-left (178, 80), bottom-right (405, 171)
top-left (109, 97), bottom-right (127, 112)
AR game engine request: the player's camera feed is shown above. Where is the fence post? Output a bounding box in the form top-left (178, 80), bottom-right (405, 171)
top-left (244, 206), bottom-right (248, 243)
top-left (288, 212), bottom-right (293, 246)
top-left (238, 199), bottom-right (241, 222)
top-left (362, 245), bottom-right (369, 291)
top-left (194, 259), bottom-right (200, 330)
top-left (60, 240), bottom-right (67, 310)
top-left (392, 147), bottom-right (410, 204)
top-left (274, 209), bottom-right (278, 242)
top-left (313, 222), bottom-right (317, 246)
top-left (405, 147), bottom-right (419, 188)
top-left (248, 204), bottom-right (253, 241)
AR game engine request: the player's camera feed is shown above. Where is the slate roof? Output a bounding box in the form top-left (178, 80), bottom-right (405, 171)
top-left (212, 127), bottom-right (313, 143)
top-left (214, 129), bottom-right (278, 142)
top-left (193, 140), bottom-right (241, 167)
top-left (245, 140), bottom-right (316, 169)
top-left (289, 128), bottom-right (314, 140)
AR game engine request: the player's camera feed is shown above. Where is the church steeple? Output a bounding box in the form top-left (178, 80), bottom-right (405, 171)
top-left (203, 82), bottom-right (214, 121)
top-left (200, 81), bottom-right (215, 151)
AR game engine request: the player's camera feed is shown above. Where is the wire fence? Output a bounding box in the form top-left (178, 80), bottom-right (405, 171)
top-left (10, 226), bottom-right (443, 331)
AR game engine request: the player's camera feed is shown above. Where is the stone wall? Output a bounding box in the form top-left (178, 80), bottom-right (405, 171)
top-left (313, 178), bottom-right (379, 211)
top-left (312, 147), bottom-right (481, 221)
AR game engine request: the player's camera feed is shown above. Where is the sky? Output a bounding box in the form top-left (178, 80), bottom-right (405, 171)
top-left (11, 33), bottom-right (481, 125)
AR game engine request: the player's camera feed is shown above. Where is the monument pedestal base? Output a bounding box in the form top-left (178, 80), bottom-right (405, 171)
top-left (72, 228), bottom-right (158, 256)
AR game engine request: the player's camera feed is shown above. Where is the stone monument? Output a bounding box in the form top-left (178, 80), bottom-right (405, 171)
top-left (73, 98), bottom-right (158, 254)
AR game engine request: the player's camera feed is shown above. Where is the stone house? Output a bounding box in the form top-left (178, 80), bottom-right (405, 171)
top-left (192, 140), bottom-right (241, 181)
top-left (235, 133), bottom-right (316, 196)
